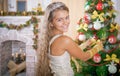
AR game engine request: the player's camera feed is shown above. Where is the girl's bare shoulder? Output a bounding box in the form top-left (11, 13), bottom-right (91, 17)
top-left (54, 35), bottom-right (73, 44)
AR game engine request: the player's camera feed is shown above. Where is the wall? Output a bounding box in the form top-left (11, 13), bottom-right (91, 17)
top-left (112, 0), bottom-right (120, 25)
top-left (8, 0), bottom-right (51, 12)
top-left (1, 41), bottom-right (12, 75)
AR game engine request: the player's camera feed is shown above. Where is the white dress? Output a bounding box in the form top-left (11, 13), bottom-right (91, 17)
top-left (48, 34), bottom-right (74, 76)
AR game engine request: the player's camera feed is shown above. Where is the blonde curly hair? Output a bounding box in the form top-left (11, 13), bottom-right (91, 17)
top-left (36, 2), bottom-right (69, 76)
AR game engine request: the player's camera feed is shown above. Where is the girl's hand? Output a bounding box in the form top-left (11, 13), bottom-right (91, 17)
top-left (86, 38), bottom-right (96, 46)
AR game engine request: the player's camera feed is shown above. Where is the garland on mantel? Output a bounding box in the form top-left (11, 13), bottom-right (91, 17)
top-left (0, 11), bottom-right (44, 16)
top-left (0, 16), bottom-right (39, 50)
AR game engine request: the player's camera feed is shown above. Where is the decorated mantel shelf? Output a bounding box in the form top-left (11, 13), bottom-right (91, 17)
top-left (0, 16), bottom-right (44, 76)
top-left (0, 16), bottom-right (34, 25)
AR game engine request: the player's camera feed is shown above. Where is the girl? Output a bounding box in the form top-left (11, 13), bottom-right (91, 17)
top-left (36, 2), bottom-right (103, 76)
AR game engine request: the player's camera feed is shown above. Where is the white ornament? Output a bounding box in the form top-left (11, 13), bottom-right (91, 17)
top-left (104, 3), bottom-right (108, 7)
top-left (88, 24), bottom-right (93, 28)
top-left (78, 33), bottom-right (86, 41)
top-left (107, 61), bottom-right (117, 74)
top-left (93, 19), bottom-right (102, 30)
top-left (85, 5), bottom-right (90, 11)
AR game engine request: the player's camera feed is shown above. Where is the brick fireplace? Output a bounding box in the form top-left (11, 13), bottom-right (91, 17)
top-left (0, 16), bottom-right (43, 76)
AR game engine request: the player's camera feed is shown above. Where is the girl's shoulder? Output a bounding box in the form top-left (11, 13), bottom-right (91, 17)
top-left (53, 35), bottom-right (73, 45)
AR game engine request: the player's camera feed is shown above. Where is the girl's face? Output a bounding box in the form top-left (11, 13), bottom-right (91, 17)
top-left (51, 10), bottom-right (70, 34)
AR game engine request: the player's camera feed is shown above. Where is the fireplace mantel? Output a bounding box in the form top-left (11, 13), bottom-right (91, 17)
top-left (0, 16), bottom-right (44, 76)
top-left (0, 16), bottom-right (42, 25)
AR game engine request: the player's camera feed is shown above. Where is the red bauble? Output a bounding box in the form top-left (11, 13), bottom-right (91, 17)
top-left (96, 2), bottom-right (103, 11)
top-left (84, 14), bottom-right (90, 24)
top-left (108, 35), bottom-right (117, 44)
top-left (93, 53), bottom-right (101, 63)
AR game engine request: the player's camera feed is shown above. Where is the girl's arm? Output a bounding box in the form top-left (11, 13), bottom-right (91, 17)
top-left (60, 36), bottom-right (103, 61)
top-left (79, 38), bottom-right (96, 50)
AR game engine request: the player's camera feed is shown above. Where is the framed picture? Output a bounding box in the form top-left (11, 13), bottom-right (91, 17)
top-left (17, 0), bottom-right (26, 12)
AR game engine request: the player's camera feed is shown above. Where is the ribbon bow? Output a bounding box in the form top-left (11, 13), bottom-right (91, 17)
top-left (108, 10), bottom-right (117, 17)
top-left (104, 54), bottom-right (119, 63)
top-left (92, 11), bottom-right (104, 22)
top-left (78, 23), bottom-right (88, 31)
top-left (110, 23), bottom-right (119, 32)
top-left (108, 1), bottom-right (114, 6)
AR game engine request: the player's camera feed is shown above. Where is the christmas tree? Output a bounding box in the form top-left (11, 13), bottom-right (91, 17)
top-left (72, 0), bottom-right (120, 76)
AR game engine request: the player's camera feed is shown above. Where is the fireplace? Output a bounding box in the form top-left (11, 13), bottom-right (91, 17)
top-left (0, 40), bottom-right (26, 75)
top-left (0, 16), bottom-right (43, 76)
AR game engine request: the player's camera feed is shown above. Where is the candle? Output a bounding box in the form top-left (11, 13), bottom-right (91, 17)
top-left (1, 10), bottom-right (3, 15)
top-left (23, 53), bottom-right (26, 56)
top-left (12, 53), bottom-right (14, 60)
top-left (23, 53), bottom-right (26, 60)
top-left (16, 53), bottom-right (18, 58)
top-left (19, 48), bottom-right (22, 54)
top-left (23, 11), bottom-right (27, 16)
top-left (12, 53), bottom-right (14, 57)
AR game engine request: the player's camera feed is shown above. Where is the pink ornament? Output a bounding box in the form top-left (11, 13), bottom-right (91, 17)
top-left (96, 2), bottom-right (103, 11)
top-left (93, 53), bottom-right (101, 63)
top-left (108, 35), bottom-right (117, 44)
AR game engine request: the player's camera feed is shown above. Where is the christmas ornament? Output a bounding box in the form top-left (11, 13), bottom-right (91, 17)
top-left (107, 61), bottom-right (117, 74)
top-left (83, 14), bottom-right (91, 24)
top-left (104, 3), bottom-right (108, 7)
top-left (104, 54), bottom-right (119, 63)
top-left (108, 35), bottom-right (117, 44)
top-left (79, 23), bottom-right (88, 31)
top-left (108, 1), bottom-right (114, 6)
top-left (84, 1), bottom-right (91, 11)
top-left (92, 11), bottom-right (104, 22)
top-left (93, 19), bottom-right (102, 30)
top-left (110, 23), bottom-right (119, 32)
top-left (93, 53), bottom-right (101, 63)
top-left (85, 4), bottom-right (90, 11)
top-left (88, 24), bottom-right (93, 29)
top-left (93, 33), bottom-right (98, 40)
top-left (104, 45), bottom-right (111, 53)
top-left (78, 33), bottom-right (86, 41)
top-left (96, 2), bottom-right (103, 11)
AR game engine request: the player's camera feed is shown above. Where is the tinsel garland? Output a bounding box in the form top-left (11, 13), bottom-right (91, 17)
top-left (0, 16), bottom-right (39, 50)
top-left (0, 11), bottom-right (44, 16)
